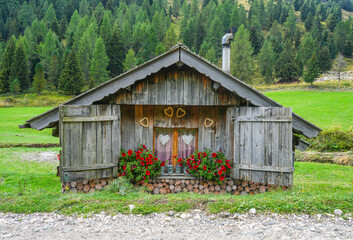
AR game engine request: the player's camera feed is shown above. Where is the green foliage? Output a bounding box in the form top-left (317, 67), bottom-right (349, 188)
top-left (118, 146), bottom-right (162, 184)
top-left (164, 25), bottom-right (178, 50)
top-left (0, 36), bottom-right (16, 93)
top-left (258, 39), bottom-right (275, 84)
top-left (11, 40), bottom-right (30, 91)
top-left (249, 17), bottom-right (264, 54)
top-left (104, 177), bottom-right (135, 195)
top-left (230, 25), bottom-right (254, 83)
top-left (275, 41), bottom-right (301, 82)
top-left (89, 37), bottom-right (109, 84)
top-left (59, 50), bottom-right (84, 95)
top-left (182, 149), bottom-right (231, 184)
top-left (298, 33), bottom-right (315, 66)
top-left (32, 62), bottom-right (47, 95)
top-left (106, 25), bottom-right (125, 78)
top-left (205, 47), bottom-right (217, 64)
top-left (303, 54), bottom-right (320, 86)
top-left (123, 49), bottom-right (136, 71)
top-left (307, 128), bottom-right (353, 152)
top-left (10, 78), bottom-right (20, 96)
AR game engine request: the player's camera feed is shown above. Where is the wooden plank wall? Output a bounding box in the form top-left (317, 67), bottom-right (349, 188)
top-left (114, 66), bottom-right (241, 106)
top-left (233, 107), bottom-right (293, 186)
top-left (120, 105), bottom-right (230, 158)
top-left (60, 105), bottom-right (121, 182)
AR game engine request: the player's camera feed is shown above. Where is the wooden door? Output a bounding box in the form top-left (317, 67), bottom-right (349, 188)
top-left (59, 105), bottom-right (121, 182)
top-left (233, 107), bottom-right (293, 186)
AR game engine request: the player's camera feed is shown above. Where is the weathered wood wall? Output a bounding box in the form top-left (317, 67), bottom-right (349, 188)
top-left (232, 107), bottom-right (293, 186)
top-left (120, 105), bottom-right (229, 157)
top-left (59, 105), bottom-right (121, 182)
top-left (114, 66), bottom-right (242, 106)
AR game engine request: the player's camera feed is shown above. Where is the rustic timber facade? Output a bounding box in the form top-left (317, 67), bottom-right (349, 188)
top-left (21, 44), bottom-right (321, 191)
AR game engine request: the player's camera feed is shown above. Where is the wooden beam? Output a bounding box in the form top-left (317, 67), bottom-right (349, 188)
top-left (235, 116), bottom-right (292, 122)
top-left (62, 116), bottom-right (118, 122)
top-left (235, 164), bottom-right (294, 173)
top-left (62, 163), bottom-right (118, 172)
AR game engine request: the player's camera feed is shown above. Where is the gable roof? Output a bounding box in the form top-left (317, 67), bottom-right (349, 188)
top-left (21, 43), bottom-right (321, 138)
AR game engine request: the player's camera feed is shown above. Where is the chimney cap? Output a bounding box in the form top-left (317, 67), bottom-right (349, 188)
top-left (222, 33), bottom-right (233, 46)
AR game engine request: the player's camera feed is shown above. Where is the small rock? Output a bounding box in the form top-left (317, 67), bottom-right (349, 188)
top-left (180, 213), bottom-right (188, 219)
top-left (128, 204), bottom-right (135, 214)
top-left (249, 208), bottom-right (257, 215)
top-left (165, 217), bottom-right (172, 222)
top-left (219, 212), bottom-right (231, 218)
top-left (334, 209), bottom-right (343, 216)
top-left (166, 211), bottom-right (175, 216)
top-left (193, 214), bottom-right (201, 220)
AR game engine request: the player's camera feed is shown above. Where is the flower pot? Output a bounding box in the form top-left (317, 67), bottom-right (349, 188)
top-left (160, 166), bottom-right (165, 174)
top-left (183, 166), bottom-right (188, 174)
top-left (167, 165), bottom-right (174, 174)
top-left (175, 165), bottom-right (182, 174)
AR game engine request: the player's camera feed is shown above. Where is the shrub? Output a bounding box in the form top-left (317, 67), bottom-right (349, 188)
top-left (307, 128), bottom-right (353, 152)
top-left (182, 149), bottom-right (231, 184)
top-left (118, 145), bottom-right (162, 184)
top-left (104, 177), bottom-right (134, 195)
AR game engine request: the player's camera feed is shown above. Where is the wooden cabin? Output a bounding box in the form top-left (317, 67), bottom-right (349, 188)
top-left (21, 44), bottom-right (321, 191)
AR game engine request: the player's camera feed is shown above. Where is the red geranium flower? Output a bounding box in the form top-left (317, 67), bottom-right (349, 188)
top-left (186, 169), bottom-right (189, 173)
top-left (146, 170), bottom-right (150, 176)
top-left (179, 164), bottom-right (183, 167)
top-left (122, 172), bottom-right (125, 176)
top-left (227, 163), bottom-right (231, 169)
top-left (161, 161), bottom-right (165, 167)
top-left (218, 170), bottom-right (223, 175)
top-left (208, 170), bottom-right (211, 173)
top-left (220, 175), bottom-right (225, 181)
top-left (193, 165), bottom-right (198, 169)
top-left (212, 153), bottom-right (217, 158)
top-left (178, 158), bottom-right (182, 163)
top-left (123, 165), bottom-right (126, 170)
top-left (141, 161), bottom-right (145, 166)
top-left (118, 173), bottom-right (122, 177)
top-left (154, 157), bottom-right (158, 161)
top-left (148, 154), bottom-right (153, 158)
top-left (203, 152), bottom-right (207, 157)
top-left (127, 149), bottom-right (133, 156)
top-left (143, 145), bottom-right (147, 149)
top-left (191, 155), bottom-right (195, 159)
top-left (121, 152), bottom-right (126, 157)
top-left (203, 166), bottom-right (207, 170)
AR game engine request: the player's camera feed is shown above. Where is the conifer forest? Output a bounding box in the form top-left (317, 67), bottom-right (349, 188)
top-left (0, 0), bottom-right (352, 95)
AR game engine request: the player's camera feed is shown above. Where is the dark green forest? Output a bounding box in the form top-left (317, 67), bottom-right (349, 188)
top-left (0, 0), bottom-right (352, 95)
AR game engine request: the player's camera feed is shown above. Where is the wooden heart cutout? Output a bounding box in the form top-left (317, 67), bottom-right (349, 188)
top-left (139, 117), bottom-right (149, 128)
top-left (176, 108), bottom-right (186, 118)
top-left (164, 107), bottom-right (173, 117)
top-left (204, 118), bottom-right (214, 128)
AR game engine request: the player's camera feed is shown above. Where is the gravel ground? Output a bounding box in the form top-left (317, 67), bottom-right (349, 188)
top-left (0, 211), bottom-right (352, 240)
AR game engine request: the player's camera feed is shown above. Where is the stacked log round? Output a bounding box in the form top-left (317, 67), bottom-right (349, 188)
top-left (62, 177), bottom-right (288, 195)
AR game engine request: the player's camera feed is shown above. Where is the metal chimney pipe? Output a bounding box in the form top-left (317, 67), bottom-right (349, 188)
top-left (222, 33), bottom-right (233, 73)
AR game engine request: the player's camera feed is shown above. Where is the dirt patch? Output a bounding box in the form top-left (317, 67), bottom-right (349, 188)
top-left (20, 151), bottom-right (59, 163)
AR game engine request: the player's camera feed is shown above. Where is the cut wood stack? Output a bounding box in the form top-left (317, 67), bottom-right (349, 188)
top-left (62, 177), bottom-right (287, 195)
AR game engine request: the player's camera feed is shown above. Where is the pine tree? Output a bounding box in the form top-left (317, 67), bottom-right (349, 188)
top-left (124, 49), bottom-right (136, 71)
top-left (0, 36), bottom-right (16, 93)
top-left (249, 17), bottom-right (264, 55)
top-left (164, 25), bottom-right (178, 50)
top-left (10, 78), bottom-right (20, 96)
top-left (258, 39), bottom-right (275, 84)
top-left (32, 62), bottom-right (46, 95)
top-left (266, 21), bottom-right (283, 57)
top-left (90, 37), bottom-right (110, 84)
top-left (284, 8), bottom-right (296, 38)
top-left (316, 46), bottom-right (332, 73)
top-left (78, 32), bottom-right (92, 83)
top-left (10, 41), bottom-right (30, 91)
top-left (48, 51), bottom-right (61, 89)
top-left (59, 50), bottom-right (84, 95)
top-left (205, 47), bottom-right (217, 64)
top-left (155, 42), bottom-right (166, 55)
top-left (100, 11), bottom-right (113, 45)
top-left (298, 33), bottom-right (315, 66)
top-left (230, 25), bottom-right (254, 83)
top-left (304, 13), bottom-right (313, 31)
top-left (275, 41), bottom-right (300, 82)
top-left (106, 24), bottom-right (126, 78)
top-left (303, 54), bottom-right (320, 87)
top-left (40, 30), bottom-right (59, 73)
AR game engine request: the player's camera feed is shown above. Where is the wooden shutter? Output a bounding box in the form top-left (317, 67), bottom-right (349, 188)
top-left (233, 107), bottom-right (293, 187)
top-left (59, 105), bottom-right (121, 182)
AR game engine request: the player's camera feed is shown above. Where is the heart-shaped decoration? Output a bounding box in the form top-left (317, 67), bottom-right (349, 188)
top-left (139, 117), bottom-right (149, 128)
top-left (182, 134), bottom-right (193, 145)
top-left (204, 118), bottom-right (214, 128)
top-left (176, 108), bottom-right (186, 118)
top-left (158, 134), bottom-right (170, 145)
top-left (164, 107), bottom-right (173, 117)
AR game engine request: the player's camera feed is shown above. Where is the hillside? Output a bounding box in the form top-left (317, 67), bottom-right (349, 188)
top-left (0, 0), bottom-right (352, 97)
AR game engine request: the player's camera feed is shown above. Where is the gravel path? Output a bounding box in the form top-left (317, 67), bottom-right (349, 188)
top-left (0, 211), bottom-right (352, 240)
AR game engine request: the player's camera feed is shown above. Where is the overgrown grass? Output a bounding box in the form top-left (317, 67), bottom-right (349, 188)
top-left (307, 128), bottom-right (353, 152)
top-left (0, 148), bottom-right (352, 215)
top-left (0, 107), bottom-right (58, 146)
top-left (264, 91), bottom-right (353, 130)
top-left (0, 91), bottom-right (71, 107)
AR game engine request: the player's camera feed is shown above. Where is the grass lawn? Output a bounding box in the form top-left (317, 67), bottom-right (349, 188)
top-left (0, 148), bottom-right (352, 215)
top-left (0, 107), bottom-right (58, 146)
top-left (264, 91), bottom-right (353, 130)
